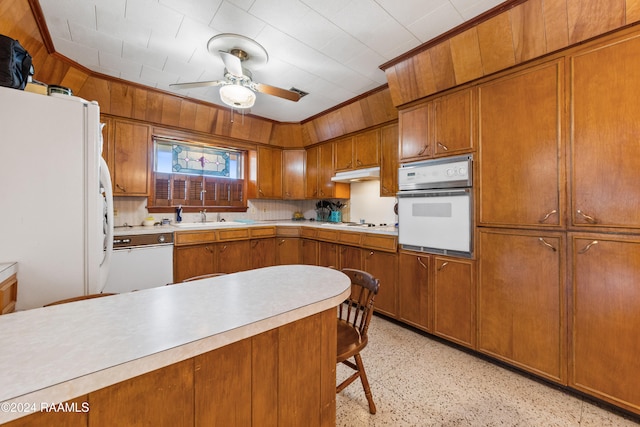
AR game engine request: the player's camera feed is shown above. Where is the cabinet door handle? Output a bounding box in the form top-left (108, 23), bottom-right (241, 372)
top-left (251, 241), bottom-right (259, 248)
top-left (205, 245), bottom-right (214, 254)
top-left (258, 188), bottom-right (264, 195)
top-left (220, 245), bottom-right (227, 252)
top-left (578, 240), bottom-right (598, 254)
top-left (278, 239), bottom-right (286, 246)
top-left (347, 161), bottom-right (352, 168)
top-left (116, 183), bottom-right (126, 192)
top-left (538, 237), bottom-right (557, 252)
top-left (437, 261), bottom-right (448, 271)
top-left (576, 209), bottom-right (598, 224)
top-left (356, 159), bottom-right (363, 166)
top-left (436, 142), bottom-right (448, 151)
top-left (367, 251), bottom-right (374, 259)
top-left (538, 209), bottom-right (557, 223)
top-left (418, 144), bottom-right (429, 156)
top-left (417, 256), bottom-right (427, 269)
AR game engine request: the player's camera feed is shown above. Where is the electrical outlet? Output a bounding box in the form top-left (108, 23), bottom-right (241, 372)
top-left (113, 209), bottom-right (118, 217)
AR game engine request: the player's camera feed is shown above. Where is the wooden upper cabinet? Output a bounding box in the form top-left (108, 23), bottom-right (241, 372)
top-left (478, 60), bottom-right (564, 228)
top-left (334, 137), bottom-right (354, 171)
top-left (570, 33), bottom-right (640, 231)
top-left (335, 129), bottom-right (380, 172)
top-left (110, 119), bottom-right (151, 196)
top-left (399, 102), bottom-right (430, 160)
top-left (282, 149), bottom-right (305, 199)
top-left (399, 87), bottom-right (474, 162)
top-left (353, 128), bottom-right (380, 168)
top-left (256, 146), bottom-right (282, 199)
top-left (305, 142), bottom-right (349, 200)
top-left (380, 123), bottom-right (399, 197)
top-left (432, 88), bottom-right (474, 155)
top-left (305, 145), bottom-right (320, 199)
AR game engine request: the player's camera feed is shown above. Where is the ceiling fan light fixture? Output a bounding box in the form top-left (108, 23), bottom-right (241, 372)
top-left (219, 84), bottom-right (256, 109)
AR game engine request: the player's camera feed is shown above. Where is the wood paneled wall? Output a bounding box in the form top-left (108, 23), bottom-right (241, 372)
top-left (384, 0), bottom-right (639, 107)
top-left (1, 0), bottom-right (396, 148)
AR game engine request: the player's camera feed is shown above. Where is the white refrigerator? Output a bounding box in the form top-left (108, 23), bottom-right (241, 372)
top-left (0, 86), bottom-right (114, 310)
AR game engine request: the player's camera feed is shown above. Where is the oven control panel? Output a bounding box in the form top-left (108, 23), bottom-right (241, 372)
top-left (399, 154), bottom-right (472, 190)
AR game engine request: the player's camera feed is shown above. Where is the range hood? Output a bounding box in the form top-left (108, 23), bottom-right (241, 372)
top-left (331, 167), bottom-right (380, 183)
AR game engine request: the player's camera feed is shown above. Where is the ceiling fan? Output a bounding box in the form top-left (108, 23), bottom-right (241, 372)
top-left (170, 34), bottom-right (302, 109)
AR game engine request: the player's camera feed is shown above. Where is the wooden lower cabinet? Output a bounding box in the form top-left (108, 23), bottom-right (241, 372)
top-left (6, 310), bottom-right (337, 427)
top-left (570, 233), bottom-right (640, 414)
top-left (251, 238), bottom-right (276, 269)
top-left (478, 228), bottom-right (565, 383)
top-left (338, 245), bottom-right (362, 270)
top-left (174, 240), bottom-right (252, 281)
top-left (432, 256), bottom-right (475, 349)
top-left (3, 397), bottom-right (89, 427)
top-left (174, 244), bottom-right (216, 283)
top-left (301, 239), bottom-right (318, 265)
top-left (90, 359), bottom-right (194, 426)
top-left (0, 273), bottom-right (17, 315)
top-left (398, 251), bottom-right (432, 331)
top-left (276, 238), bottom-right (301, 265)
top-left (318, 242), bottom-right (339, 268)
top-left (217, 240), bottom-right (251, 273)
top-left (364, 250), bottom-right (397, 318)
top-left (195, 340), bottom-right (251, 426)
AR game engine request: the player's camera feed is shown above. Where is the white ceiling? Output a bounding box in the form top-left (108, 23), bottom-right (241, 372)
top-left (38, 0), bottom-right (506, 122)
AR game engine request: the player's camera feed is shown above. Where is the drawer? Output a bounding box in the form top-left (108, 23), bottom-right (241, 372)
top-left (218, 228), bottom-right (250, 241)
top-left (362, 234), bottom-right (397, 252)
top-left (250, 226), bottom-right (276, 238)
top-left (174, 231), bottom-right (217, 246)
top-left (300, 227), bottom-right (317, 238)
top-left (276, 226), bottom-right (301, 237)
top-left (338, 231), bottom-right (361, 246)
top-left (315, 229), bottom-right (338, 242)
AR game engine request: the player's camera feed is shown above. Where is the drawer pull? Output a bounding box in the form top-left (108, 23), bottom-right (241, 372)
top-left (578, 240), bottom-right (598, 254)
top-left (576, 209), bottom-right (598, 224)
top-left (436, 142), bottom-right (448, 151)
top-left (417, 257), bottom-right (427, 269)
top-left (538, 209), bottom-right (557, 223)
top-left (538, 237), bottom-right (557, 252)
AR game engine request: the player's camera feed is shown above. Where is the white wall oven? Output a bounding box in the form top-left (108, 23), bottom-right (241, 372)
top-left (397, 155), bottom-right (473, 257)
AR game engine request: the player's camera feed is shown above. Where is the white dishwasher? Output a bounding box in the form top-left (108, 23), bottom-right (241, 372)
top-left (103, 232), bottom-right (174, 293)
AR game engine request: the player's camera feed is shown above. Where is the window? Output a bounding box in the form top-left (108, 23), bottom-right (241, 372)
top-left (149, 138), bottom-right (247, 212)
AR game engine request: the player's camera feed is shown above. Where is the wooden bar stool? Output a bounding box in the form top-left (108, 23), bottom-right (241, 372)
top-left (336, 268), bottom-right (380, 414)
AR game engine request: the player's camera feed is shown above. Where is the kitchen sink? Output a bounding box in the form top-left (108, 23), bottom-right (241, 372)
top-left (173, 221), bottom-right (244, 229)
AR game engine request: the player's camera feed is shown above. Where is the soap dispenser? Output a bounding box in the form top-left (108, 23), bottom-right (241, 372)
top-left (176, 205), bottom-right (183, 223)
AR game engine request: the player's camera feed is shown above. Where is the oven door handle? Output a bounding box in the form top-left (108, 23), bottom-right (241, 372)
top-left (396, 188), bottom-right (471, 198)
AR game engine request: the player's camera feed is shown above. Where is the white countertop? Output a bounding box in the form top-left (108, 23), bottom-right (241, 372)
top-left (0, 265), bottom-right (350, 423)
top-left (0, 262), bottom-right (17, 283)
top-left (114, 220), bottom-right (398, 236)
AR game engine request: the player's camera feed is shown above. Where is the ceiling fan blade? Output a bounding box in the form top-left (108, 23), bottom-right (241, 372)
top-left (219, 51), bottom-right (244, 77)
top-left (170, 80), bottom-right (226, 89)
top-left (254, 83), bottom-right (301, 102)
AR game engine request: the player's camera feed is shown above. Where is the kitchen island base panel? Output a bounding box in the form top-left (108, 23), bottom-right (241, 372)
top-left (3, 309), bottom-right (337, 427)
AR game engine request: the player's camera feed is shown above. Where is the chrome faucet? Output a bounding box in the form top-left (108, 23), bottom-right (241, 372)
top-left (200, 209), bottom-right (207, 223)
top-left (217, 212), bottom-right (221, 222)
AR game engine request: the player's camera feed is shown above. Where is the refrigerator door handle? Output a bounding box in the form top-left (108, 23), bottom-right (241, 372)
top-left (99, 156), bottom-right (114, 292)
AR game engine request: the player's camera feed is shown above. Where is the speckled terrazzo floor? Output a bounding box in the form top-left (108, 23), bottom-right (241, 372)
top-left (336, 315), bottom-right (640, 426)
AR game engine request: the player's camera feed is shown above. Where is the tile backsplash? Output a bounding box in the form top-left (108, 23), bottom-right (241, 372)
top-left (113, 182), bottom-right (397, 226)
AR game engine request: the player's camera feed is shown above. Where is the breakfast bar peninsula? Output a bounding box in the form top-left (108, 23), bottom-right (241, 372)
top-left (0, 265), bottom-right (350, 426)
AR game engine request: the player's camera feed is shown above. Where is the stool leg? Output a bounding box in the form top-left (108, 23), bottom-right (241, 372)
top-left (354, 353), bottom-right (376, 414)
